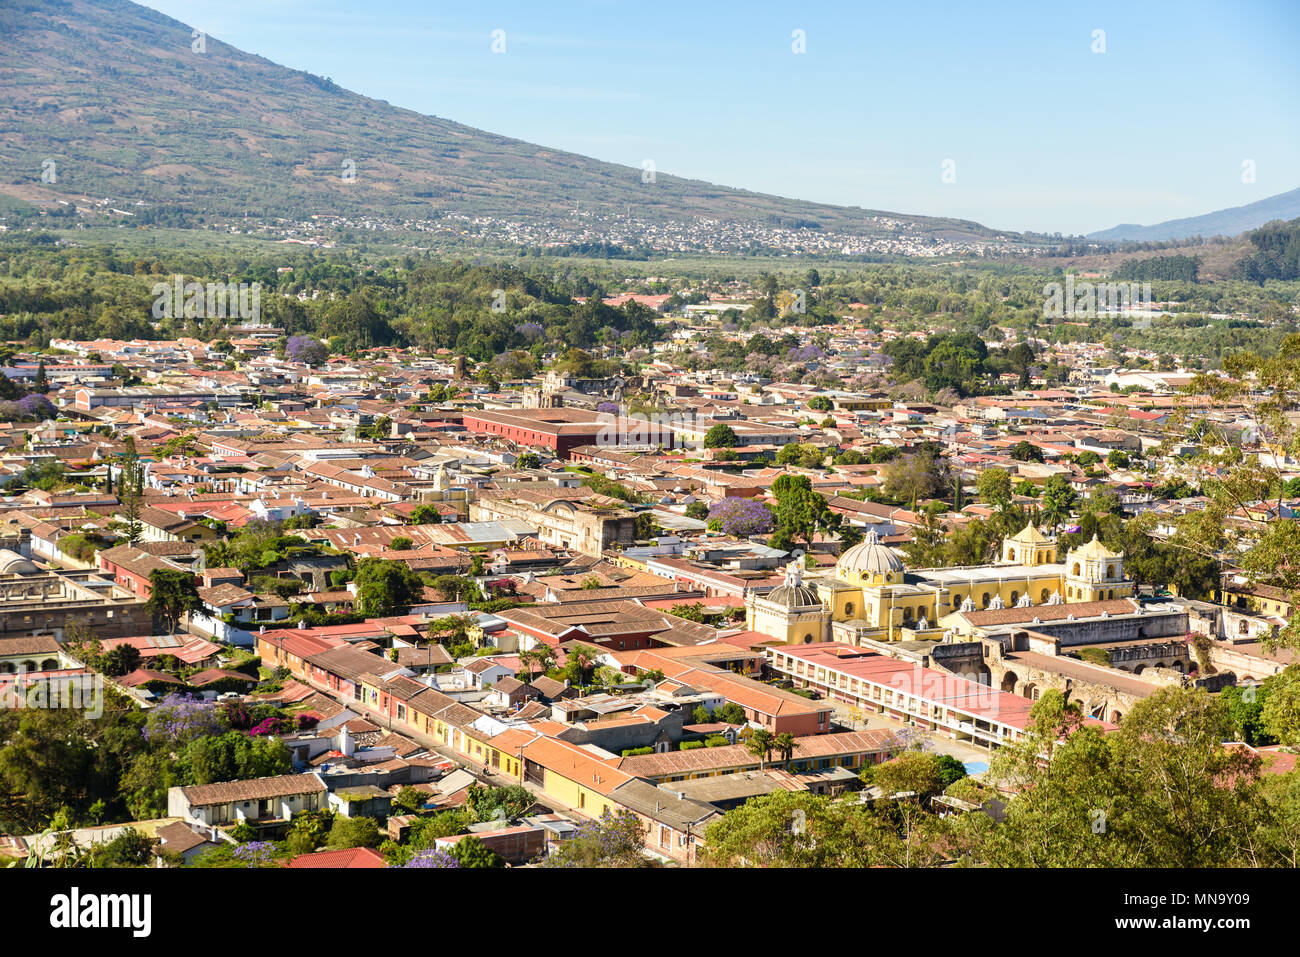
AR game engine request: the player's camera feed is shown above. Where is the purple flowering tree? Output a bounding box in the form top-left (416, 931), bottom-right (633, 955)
top-left (144, 693), bottom-right (222, 744)
top-left (286, 335), bottom-right (328, 366)
top-left (541, 809), bottom-right (646, 867)
top-left (233, 841), bottom-right (277, 866)
top-left (16, 394), bottom-right (55, 420)
top-left (786, 344), bottom-right (826, 362)
top-left (405, 849), bottom-right (461, 868)
top-left (707, 498), bottom-right (775, 538)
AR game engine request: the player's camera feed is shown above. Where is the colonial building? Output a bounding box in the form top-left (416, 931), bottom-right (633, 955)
top-left (745, 526), bottom-right (1135, 646)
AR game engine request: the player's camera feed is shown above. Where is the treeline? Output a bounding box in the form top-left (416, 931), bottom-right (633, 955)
top-left (1235, 218), bottom-right (1300, 282)
top-left (1114, 254), bottom-right (1200, 282)
top-left (0, 238), bottom-right (666, 358)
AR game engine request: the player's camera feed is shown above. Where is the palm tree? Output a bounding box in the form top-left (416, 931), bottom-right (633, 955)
top-left (745, 728), bottom-right (775, 769)
top-left (773, 733), bottom-right (798, 765)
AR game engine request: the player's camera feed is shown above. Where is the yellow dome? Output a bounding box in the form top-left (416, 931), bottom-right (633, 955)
top-left (837, 529), bottom-right (903, 578)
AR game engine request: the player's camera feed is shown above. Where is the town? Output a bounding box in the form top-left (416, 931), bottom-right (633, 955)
top-left (1, 0), bottom-right (1296, 891)
top-left (0, 239), bottom-right (1297, 870)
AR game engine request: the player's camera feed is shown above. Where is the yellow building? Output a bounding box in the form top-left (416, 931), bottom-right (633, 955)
top-left (745, 526), bottom-right (1133, 646)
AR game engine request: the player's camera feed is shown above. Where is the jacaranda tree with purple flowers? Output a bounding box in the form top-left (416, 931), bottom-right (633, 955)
top-left (405, 849), bottom-right (461, 868)
top-left (707, 498), bottom-right (774, 538)
top-left (143, 693), bottom-right (222, 745)
top-left (286, 335), bottom-right (328, 366)
top-left (541, 809), bottom-right (646, 868)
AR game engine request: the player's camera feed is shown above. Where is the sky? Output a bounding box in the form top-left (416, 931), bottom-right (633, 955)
top-left (144, 0), bottom-right (1300, 235)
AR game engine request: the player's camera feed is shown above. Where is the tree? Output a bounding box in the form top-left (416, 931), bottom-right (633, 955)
top-left (354, 558), bottom-right (425, 615)
top-left (1164, 337), bottom-right (1300, 652)
top-left (882, 451), bottom-right (950, 505)
top-left (326, 815), bottom-right (382, 849)
top-left (976, 468), bottom-right (1012, 511)
top-left (707, 497), bottom-right (775, 538)
top-left (715, 702), bottom-right (747, 725)
top-left (541, 809), bottom-right (647, 867)
top-left (773, 732), bottom-right (798, 764)
top-left (88, 827), bottom-right (157, 868)
top-left (1039, 475), bottom-right (1078, 530)
top-left (1009, 441), bottom-right (1044, 463)
top-left (973, 688), bottom-right (1261, 868)
top-left (286, 335), bottom-right (329, 366)
top-left (745, 728), bottom-right (775, 768)
top-left (466, 784), bottom-right (533, 823)
top-left (863, 750), bottom-right (966, 802)
top-left (808, 396), bottom-right (833, 412)
top-left (515, 452), bottom-right (540, 469)
top-left (1261, 667), bottom-right (1300, 746)
top-left (1008, 342), bottom-right (1035, 387)
top-left (447, 834), bottom-right (504, 868)
top-left (117, 439), bottom-right (145, 545)
top-left (98, 644), bottom-right (141, 677)
top-left (145, 569), bottom-right (201, 634)
top-left (634, 512), bottom-right (659, 540)
top-left (770, 474), bottom-right (837, 548)
top-left (703, 424), bottom-right (738, 449)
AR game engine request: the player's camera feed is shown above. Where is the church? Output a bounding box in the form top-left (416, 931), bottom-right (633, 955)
top-left (746, 525), bottom-right (1132, 646)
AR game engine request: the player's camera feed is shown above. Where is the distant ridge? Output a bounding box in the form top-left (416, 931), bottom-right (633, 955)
top-left (1088, 187), bottom-right (1300, 242)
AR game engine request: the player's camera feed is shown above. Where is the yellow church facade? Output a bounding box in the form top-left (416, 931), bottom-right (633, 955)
top-left (745, 525), bottom-right (1133, 646)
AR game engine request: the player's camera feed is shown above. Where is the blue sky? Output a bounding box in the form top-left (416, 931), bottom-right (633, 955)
top-left (147, 0), bottom-right (1299, 234)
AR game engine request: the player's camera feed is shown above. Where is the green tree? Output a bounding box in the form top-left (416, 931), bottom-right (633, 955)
top-left (1039, 475), bottom-right (1078, 530)
top-left (703, 424), bottom-right (738, 449)
top-left (745, 728), bottom-right (775, 768)
top-left (447, 834), bottom-right (504, 868)
top-left (1009, 441), bottom-right (1044, 463)
top-left (354, 558), bottom-right (425, 615)
top-left (145, 569), bottom-right (201, 633)
top-left (326, 815), bottom-right (382, 849)
top-left (976, 467), bottom-right (1012, 511)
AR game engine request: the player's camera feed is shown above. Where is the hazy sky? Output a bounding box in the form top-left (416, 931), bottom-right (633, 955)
top-left (144, 0), bottom-right (1299, 235)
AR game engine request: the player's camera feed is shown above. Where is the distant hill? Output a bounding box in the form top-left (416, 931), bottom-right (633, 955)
top-left (1088, 187), bottom-right (1300, 242)
top-left (0, 0), bottom-right (1013, 246)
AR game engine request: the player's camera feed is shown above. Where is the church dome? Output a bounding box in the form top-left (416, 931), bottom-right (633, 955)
top-left (767, 583), bottom-right (822, 608)
top-left (766, 560), bottom-right (822, 609)
top-left (837, 529), bottom-right (903, 578)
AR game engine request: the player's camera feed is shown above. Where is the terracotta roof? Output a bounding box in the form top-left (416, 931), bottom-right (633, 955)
top-left (180, 772), bottom-right (326, 805)
top-left (285, 846), bottom-right (386, 868)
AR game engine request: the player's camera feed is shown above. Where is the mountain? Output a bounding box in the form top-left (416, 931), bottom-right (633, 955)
top-left (1088, 187), bottom-right (1300, 242)
top-left (0, 0), bottom-right (1014, 249)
